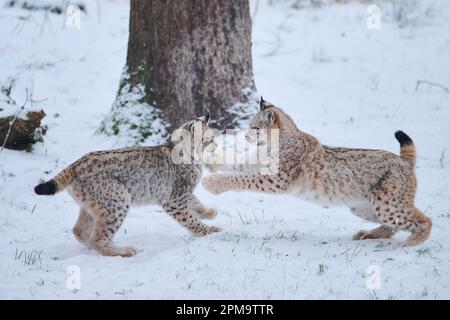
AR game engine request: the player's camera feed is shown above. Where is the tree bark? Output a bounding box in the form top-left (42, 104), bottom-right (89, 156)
top-left (101, 0), bottom-right (257, 144)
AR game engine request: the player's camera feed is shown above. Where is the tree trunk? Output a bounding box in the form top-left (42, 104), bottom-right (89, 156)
top-left (101, 0), bottom-right (257, 145)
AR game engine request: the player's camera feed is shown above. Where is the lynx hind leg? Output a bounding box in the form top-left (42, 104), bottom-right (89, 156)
top-left (351, 204), bottom-right (397, 241)
top-left (350, 204), bottom-right (380, 223)
top-left (73, 208), bottom-right (95, 246)
top-left (163, 195), bottom-right (221, 237)
top-left (189, 194), bottom-right (217, 220)
top-left (77, 183), bottom-right (137, 257)
top-left (372, 172), bottom-right (432, 247)
top-left (353, 225), bottom-right (396, 241)
top-left (88, 203), bottom-right (137, 257)
top-left (400, 208), bottom-right (432, 247)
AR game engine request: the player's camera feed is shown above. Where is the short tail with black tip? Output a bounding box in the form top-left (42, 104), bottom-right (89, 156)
top-left (395, 130), bottom-right (416, 166)
top-left (34, 167), bottom-right (73, 195)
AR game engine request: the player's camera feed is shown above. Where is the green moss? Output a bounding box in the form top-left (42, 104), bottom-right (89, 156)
top-left (112, 121), bottom-right (120, 135)
top-left (134, 64), bottom-right (146, 85)
top-left (117, 79), bottom-right (128, 95)
top-left (139, 126), bottom-right (152, 140)
top-left (110, 116), bottom-right (132, 136)
top-left (98, 67), bottom-right (168, 144)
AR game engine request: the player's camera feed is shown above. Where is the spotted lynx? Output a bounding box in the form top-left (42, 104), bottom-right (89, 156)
top-left (35, 116), bottom-right (220, 257)
top-left (203, 99), bottom-right (432, 247)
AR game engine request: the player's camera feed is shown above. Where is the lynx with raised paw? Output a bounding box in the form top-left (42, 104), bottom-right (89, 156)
top-left (202, 99), bottom-right (432, 247)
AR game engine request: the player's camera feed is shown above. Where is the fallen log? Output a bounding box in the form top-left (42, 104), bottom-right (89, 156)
top-left (0, 110), bottom-right (47, 151)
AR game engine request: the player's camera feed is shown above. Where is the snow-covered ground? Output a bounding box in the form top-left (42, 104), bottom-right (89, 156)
top-left (0, 0), bottom-right (449, 299)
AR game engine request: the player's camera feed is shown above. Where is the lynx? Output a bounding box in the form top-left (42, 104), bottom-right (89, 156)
top-left (202, 99), bottom-right (432, 247)
top-left (35, 116), bottom-right (220, 257)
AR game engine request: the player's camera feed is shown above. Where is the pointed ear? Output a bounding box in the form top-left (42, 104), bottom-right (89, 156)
top-left (260, 96), bottom-right (272, 110)
top-left (197, 113), bottom-right (211, 125)
top-left (204, 112), bottom-right (211, 126)
top-left (260, 96), bottom-right (266, 110)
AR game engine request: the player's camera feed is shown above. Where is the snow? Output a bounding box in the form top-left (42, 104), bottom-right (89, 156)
top-left (0, 0), bottom-right (449, 299)
top-left (227, 87), bottom-right (260, 128)
top-left (99, 67), bottom-right (169, 146)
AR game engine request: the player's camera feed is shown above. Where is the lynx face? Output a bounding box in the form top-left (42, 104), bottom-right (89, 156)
top-left (172, 114), bottom-right (217, 163)
top-left (246, 99), bottom-right (278, 146)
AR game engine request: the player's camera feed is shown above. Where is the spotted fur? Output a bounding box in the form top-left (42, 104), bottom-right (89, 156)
top-left (202, 100), bottom-right (432, 247)
top-left (35, 119), bottom-right (220, 257)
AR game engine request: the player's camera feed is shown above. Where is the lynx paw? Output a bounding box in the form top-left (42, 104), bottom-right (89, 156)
top-left (205, 163), bottom-right (219, 173)
top-left (207, 226), bottom-right (222, 234)
top-left (92, 243), bottom-right (138, 257)
top-left (199, 208), bottom-right (218, 220)
top-left (192, 226), bottom-right (222, 237)
top-left (352, 230), bottom-right (370, 241)
top-left (202, 175), bottom-right (225, 195)
top-left (118, 246), bottom-right (138, 257)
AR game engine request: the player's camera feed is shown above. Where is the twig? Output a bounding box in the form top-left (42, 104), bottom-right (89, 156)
top-left (0, 87), bottom-right (47, 153)
top-left (415, 80), bottom-right (449, 93)
top-left (15, 248), bottom-right (43, 266)
top-left (440, 148), bottom-right (446, 169)
top-left (12, 14), bottom-right (40, 34)
top-left (39, 11), bottom-right (54, 35)
top-left (0, 89), bottom-right (30, 153)
top-left (262, 33), bottom-right (282, 57)
top-left (252, 0), bottom-right (261, 26)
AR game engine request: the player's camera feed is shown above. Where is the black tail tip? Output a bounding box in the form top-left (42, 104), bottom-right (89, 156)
top-left (395, 130), bottom-right (413, 146)
top-left (34, 180), bottom-right (56, 195)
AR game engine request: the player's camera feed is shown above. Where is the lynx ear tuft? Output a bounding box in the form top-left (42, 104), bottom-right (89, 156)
top-left (204, 112), bottom-right (211, 125)
top-left (197, 112), bottom-right (211, 125)
top-left (260, 96), bottom-right (266, 110)
top-left (260, 96), bottom-right (272, 110)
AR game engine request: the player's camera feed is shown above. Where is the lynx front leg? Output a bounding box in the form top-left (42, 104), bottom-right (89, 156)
top-left (202, 173), bottom-right (289, 195)
top-left (163, 196), bottom-right (221, 236)
top-left (189, 194), bottom-right (217, 220)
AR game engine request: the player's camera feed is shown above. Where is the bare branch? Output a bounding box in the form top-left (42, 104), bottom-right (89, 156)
top-left (0, 89), bottom-right (29, 153)
top-left (0, 87), bottom-right (47, 154)
top-left (252, 0), bottom-right (261, 26)
top-left (261, 33), bottom-right (282, 57)
top-left (440, 148), bottom-right (446, 169)
top-left (415, 80), bottom-right (449, 93)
